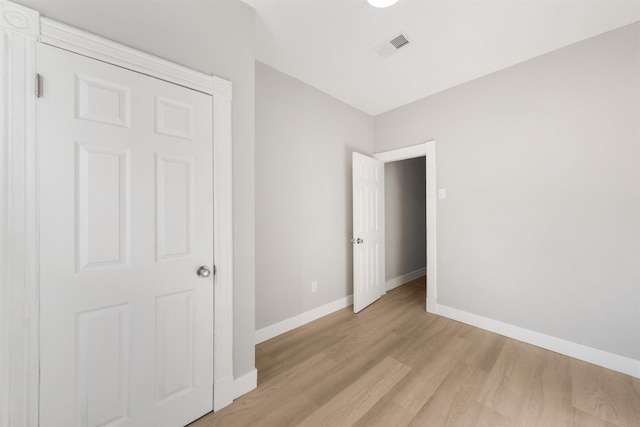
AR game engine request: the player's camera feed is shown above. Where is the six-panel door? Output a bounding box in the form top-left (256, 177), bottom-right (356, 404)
top-left (352, 152), bottom-right (384, 313)
top-left (39, 44), bottom-right (214, 427)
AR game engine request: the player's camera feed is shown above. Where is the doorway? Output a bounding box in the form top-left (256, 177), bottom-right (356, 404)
top-left (374, 141), bottom-right (437, 312)
top-left (384, 156), bottom-right (427, 297)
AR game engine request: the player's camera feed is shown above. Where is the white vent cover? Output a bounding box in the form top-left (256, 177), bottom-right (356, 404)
top-left (373, 32), bottom-right (412, 58)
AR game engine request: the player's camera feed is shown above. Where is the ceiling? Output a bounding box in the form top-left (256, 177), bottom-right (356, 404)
top-left (244, 0), bottom-right (640, 116)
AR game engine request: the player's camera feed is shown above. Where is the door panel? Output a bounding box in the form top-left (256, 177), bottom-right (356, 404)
top-left (155, 290), bottom-right (195, 402)
top-left (75, 303), bottom-right (131, 427)
top-left (76, 143), bottom-right (130, 271)
top-left (75, 73), bottom-right (131, 127)
top-left (156, 155), bottom-right (193, 260)
top-left (352, 152), bottom-right (384, 313)
top-left (39, 44), bottom-right (214, 427)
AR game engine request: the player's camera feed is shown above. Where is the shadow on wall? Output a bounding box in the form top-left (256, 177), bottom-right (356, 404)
top-left (384, 157), bottom-right (426, 282)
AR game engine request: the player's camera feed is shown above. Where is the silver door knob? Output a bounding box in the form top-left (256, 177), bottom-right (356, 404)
top-left (350, 238), bottom-right (364, 244)
top-left (197, 266), bottom-right (211, 278)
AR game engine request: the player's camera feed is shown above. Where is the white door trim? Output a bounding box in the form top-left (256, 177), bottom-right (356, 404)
top-left (374, 141), bottom-right (437, 313)
top-left (0, 2), bottom-right (235, 424)
top-left (374, 143), bottom-right (427, 163)
top-left (0, 2), bottom-right (40, 425)
top-left (38, 17), bottom-right (222, 97)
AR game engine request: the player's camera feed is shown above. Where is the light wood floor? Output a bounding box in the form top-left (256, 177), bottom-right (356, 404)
top-left (189, 277), bottom-right (640, 427)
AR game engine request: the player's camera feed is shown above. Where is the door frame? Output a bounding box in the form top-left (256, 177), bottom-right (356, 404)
top-left (0, 2), bottom-right (235, 424)
top-left (374, 141), bottom-right (437, 313)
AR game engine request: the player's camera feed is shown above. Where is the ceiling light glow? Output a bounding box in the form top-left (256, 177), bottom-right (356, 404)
top-left (367, 0), bottom-right (399, 8)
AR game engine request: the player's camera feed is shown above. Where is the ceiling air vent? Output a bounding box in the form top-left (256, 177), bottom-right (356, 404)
top-left (373, 32), bottom-right (412, 58)
top-left (390, 34), bottom-right (409, 49)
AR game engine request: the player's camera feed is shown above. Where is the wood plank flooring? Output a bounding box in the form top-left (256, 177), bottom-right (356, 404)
top-left (189, 277), bottom-right (640, 427)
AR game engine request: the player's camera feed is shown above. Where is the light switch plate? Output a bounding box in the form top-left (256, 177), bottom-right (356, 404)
top-left (438, 188), bottom-right (447, 199)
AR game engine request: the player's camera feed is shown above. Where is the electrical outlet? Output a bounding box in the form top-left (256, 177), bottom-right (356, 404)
top-left (311, 281), bottom-right (318, 293)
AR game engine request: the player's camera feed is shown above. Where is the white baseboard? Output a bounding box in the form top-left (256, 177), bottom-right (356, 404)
top-left (434, 303), bottom-right (640, 379)
top-left (386, 267), bottom-right (426, 292)
top-left (233, 368), bottom-right (257, 399)
top-left (255, 295), bottom-right (354, 344)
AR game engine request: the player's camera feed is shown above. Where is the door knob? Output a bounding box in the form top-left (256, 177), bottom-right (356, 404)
top-left (351, 238), bottom-right (364, 244)
top-left (197, 266), bottom-right (211, 278)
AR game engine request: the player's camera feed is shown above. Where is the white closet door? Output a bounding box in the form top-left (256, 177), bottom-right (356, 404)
top-left (39, 44), bottom-right (214, 427)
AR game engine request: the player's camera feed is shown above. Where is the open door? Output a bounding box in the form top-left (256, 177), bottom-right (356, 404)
top-left (352, 152), bottom-right (384, 313)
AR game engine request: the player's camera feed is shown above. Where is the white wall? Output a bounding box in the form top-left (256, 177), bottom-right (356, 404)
top-left (375, 23), bottom-right (640, 360)
top-left (16, 0), bottom-right (257, 378)
top-left (255, 62), bottom-right (374, 330)
top-left (384, 158), bottom-right (426, 281)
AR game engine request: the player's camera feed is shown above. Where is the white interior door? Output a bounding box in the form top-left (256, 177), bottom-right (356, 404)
top-left (39, 44), bottom-right (214, 427)
top-left (352, 152), bottom-right (384, 313)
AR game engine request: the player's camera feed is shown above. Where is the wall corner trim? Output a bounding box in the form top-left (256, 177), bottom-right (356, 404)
top-left (255, 295), bottom-right (354, 344)
top-left (434, 303), bottom-right (640, 379)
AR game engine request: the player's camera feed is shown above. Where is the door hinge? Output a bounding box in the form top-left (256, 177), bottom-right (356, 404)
top-left (213, 265), bottom-right (217, 276)
top-left (35, 73), bottom-right (42, 98)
